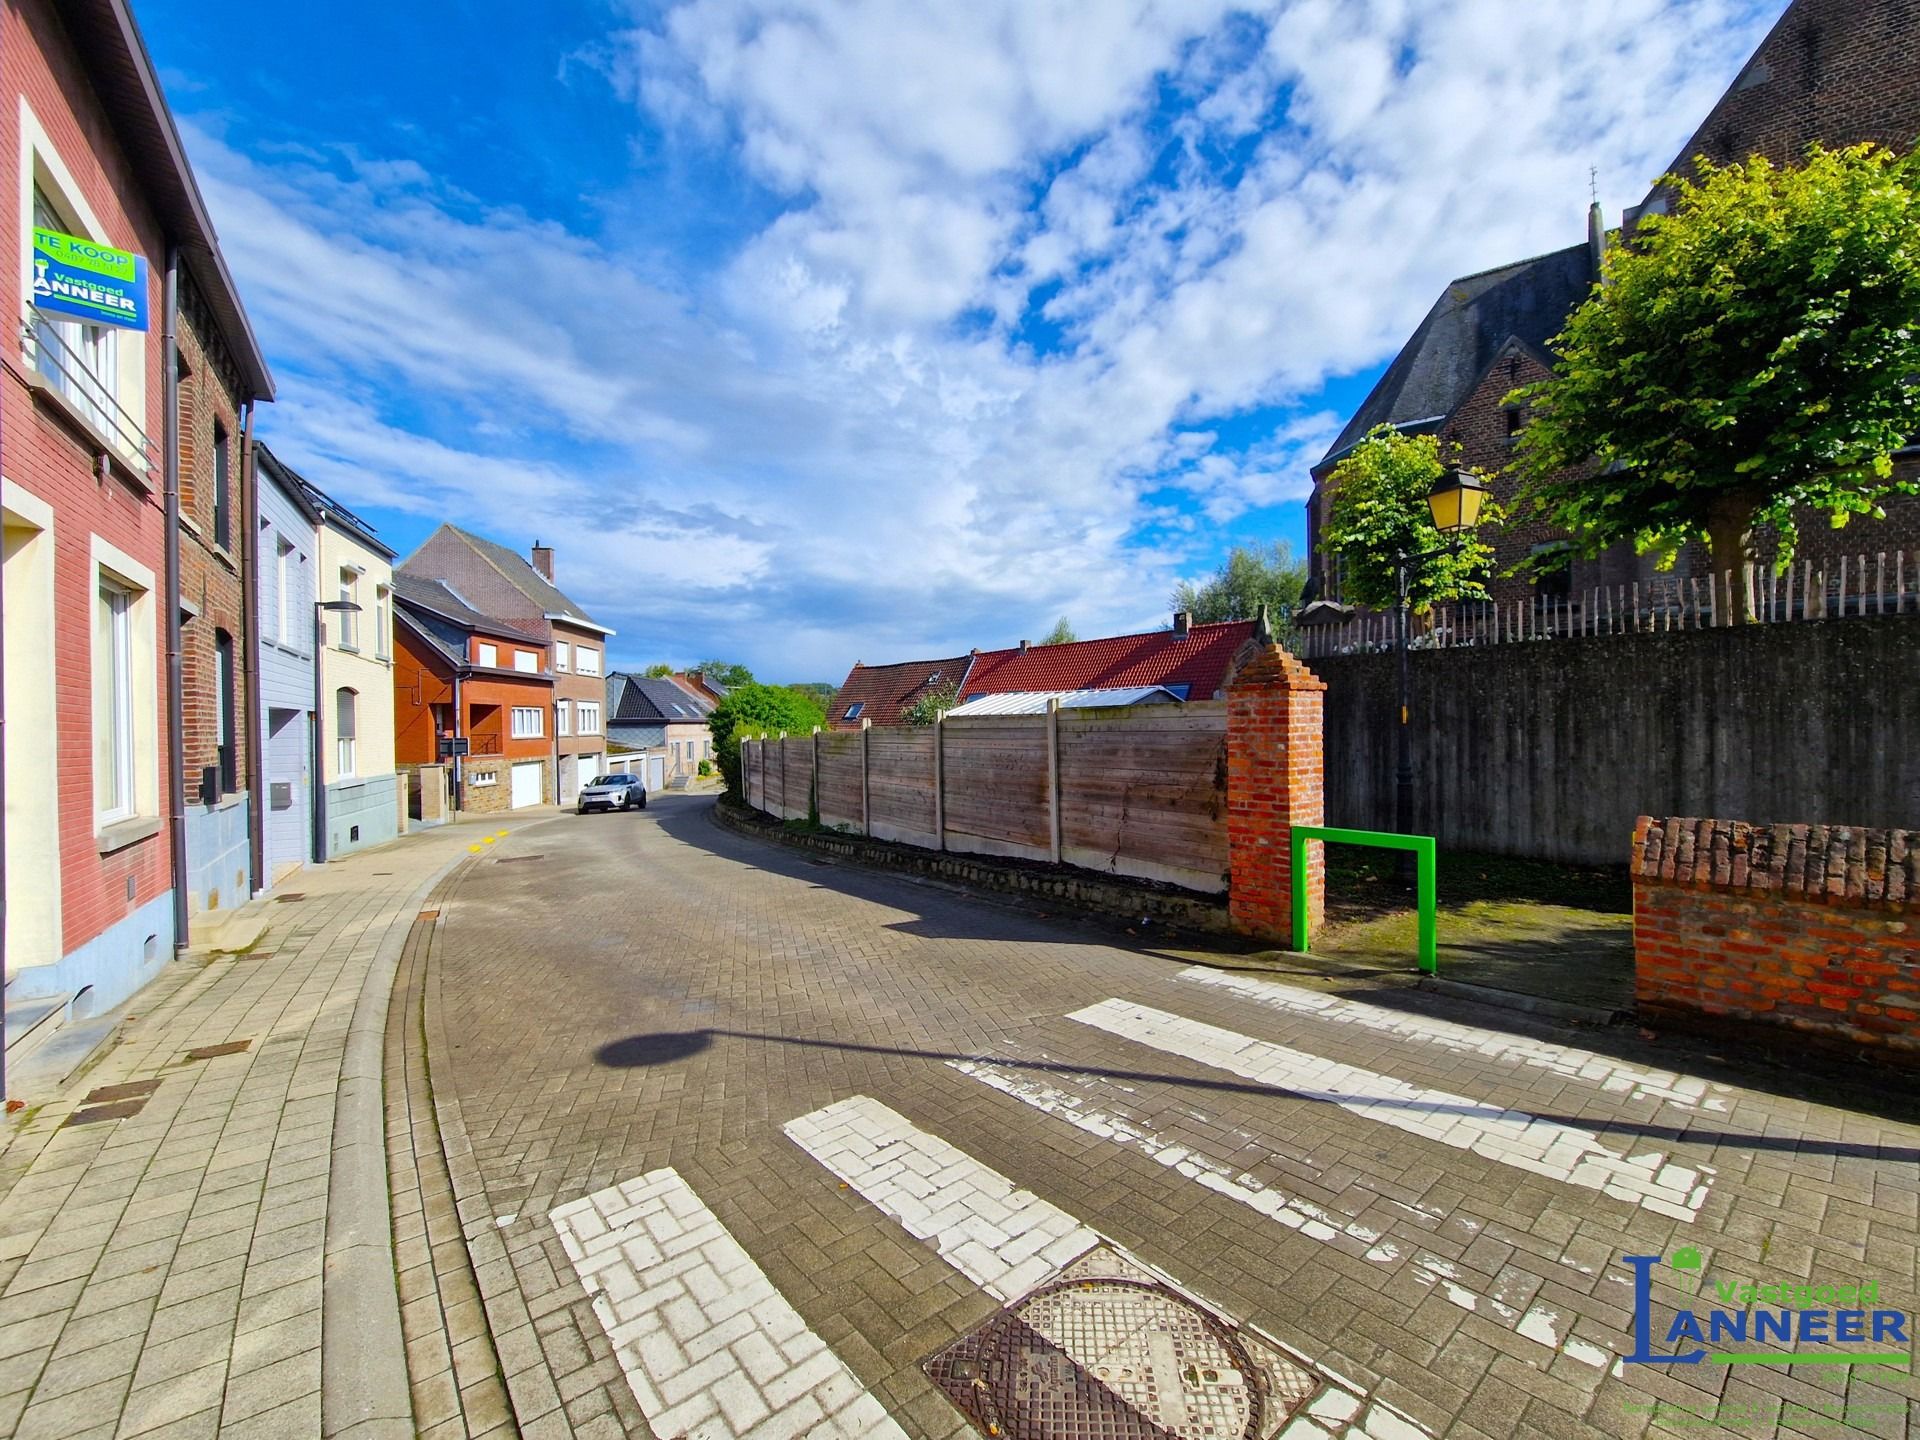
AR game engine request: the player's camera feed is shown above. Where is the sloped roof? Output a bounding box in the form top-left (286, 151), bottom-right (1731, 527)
top-left (1317, 243), bottom-right (1595, 469)
top-left (830, 655), bottom-right (972, 726)
top-left (962, 622), bottom-right (1256, 701)
top-left (609, 673), bottom-right (712, 724)
top-left (413, 524), bottom-right (610, 633)
top-left (255, 444), bottom-right (394, 559)
top-left (947, 687), bottom-right (1182, 717)
top-left (390, 573), bottom-right (543, 643)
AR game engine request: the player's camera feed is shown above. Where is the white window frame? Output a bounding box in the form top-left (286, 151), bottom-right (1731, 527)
top-left (375, 584), bottom-right (390, 660)
top-left (553, 641), bottom-right (570, 672)
top-left (513, 649), bottom-right (537, 673)
top-left (556, 700), bottom-right (572, 736)
top-left (89, 536), bottom-right (156, 831)
top-left (577, 701), bottom-right (601, 736)
top-left (476, 641), bottom-right (498, 668)
top-left (336, 687), bottom-right (357, 777)
top-left (511, 706), bottom-right (543, 739)
top-left (574, 645), bottom-right (600, 677)
top-left (337, 567), bottom-right (360, 649)
top-left (276, 537), bottom-right (294, 645)
top-left (468, 768), bottom-right (497, 788)
top-left (96, 577), bottom-right (135, 822)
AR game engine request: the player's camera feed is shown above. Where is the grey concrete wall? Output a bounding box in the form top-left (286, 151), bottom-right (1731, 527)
top-left (326, 775), bottom-right (401, 859)
top-left (1316, 617), bottom-right (1919, 864)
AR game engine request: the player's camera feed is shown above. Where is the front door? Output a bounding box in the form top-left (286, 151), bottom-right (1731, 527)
top-left (510, 760), bottom-right (543, 809)
top-left (266, 708), bottom-right (310, 878)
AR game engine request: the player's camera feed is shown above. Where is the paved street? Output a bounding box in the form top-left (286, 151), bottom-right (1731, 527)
top-left (420, 794), bottom-right (1920, 1440)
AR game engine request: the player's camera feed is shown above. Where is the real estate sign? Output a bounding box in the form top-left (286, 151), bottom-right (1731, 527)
top-left (32, 228), bottom-right (148, 331)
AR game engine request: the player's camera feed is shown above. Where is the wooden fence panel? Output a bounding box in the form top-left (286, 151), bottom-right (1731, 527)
top-left (868, 728), bottom-right (938, 846)
top-left (816, 731), bottom-right (865, 831)
top-left (777, 735), bottom-right (815, 821)
top-left (1057, 703), bottom-right (1228, 892)
top-left (941, 715), bottom-right (1050, 860)
top-left (744, 741), bottom-right (761, 811)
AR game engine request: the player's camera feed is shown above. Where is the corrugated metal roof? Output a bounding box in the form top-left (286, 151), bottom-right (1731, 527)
top-left (947, 686), bottom-right (1183, 717)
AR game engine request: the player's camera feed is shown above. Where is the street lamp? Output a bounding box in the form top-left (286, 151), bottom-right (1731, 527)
top-left (1391, 469), bottom-right (1489, 878)
top-left (312, 599), bottom-right (362, 864)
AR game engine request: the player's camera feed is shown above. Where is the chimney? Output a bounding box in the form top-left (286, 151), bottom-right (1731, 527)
top-left (1019, 639), bottom-right (1030, 653)
top-left (530, 541), bottom-right (555, 581)
top-left (1172, 610), bottom-right (1191, 638)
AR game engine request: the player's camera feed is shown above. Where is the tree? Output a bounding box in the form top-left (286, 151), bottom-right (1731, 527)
top-left (1039, 617), bottom-right (1077, 645)
top-left (643, 663), bottom-right (674, 678)
top-left (1510, 143), bottom-right (1920, 615)
top-left (707, 683), bottom-right (826, 797)
top-left (900, 682), bottom-right (958, 727)
top-left (786, 682), bottom-right (837, 714)
top-left (1170, 542), bottom-right (1308, 625)
top-left (694, 659), bottom-right (755, 689)
top-left (1321, 428), bottom-right (1499, 612)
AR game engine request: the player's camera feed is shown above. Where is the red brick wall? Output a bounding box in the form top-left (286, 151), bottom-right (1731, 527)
top-left (1226, 644), bottom-right (1325, 940)
top-left (3, 0), bottom-right (175, 954)
top-left (1633, 815), bottom-right (1920, 1061)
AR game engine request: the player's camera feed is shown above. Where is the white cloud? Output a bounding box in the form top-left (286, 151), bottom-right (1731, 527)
top-left (194, 1), bottom-right (1779, 679)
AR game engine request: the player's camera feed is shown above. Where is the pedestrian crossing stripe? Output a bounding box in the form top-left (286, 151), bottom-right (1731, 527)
top-left (1070, 999), bottom-right (1711, 1223)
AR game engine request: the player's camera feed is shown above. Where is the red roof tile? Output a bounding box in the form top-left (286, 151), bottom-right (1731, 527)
top-left (961, 621), bottom-right (1257, 701)
top-left (829, 655), bottom-right (972, 728)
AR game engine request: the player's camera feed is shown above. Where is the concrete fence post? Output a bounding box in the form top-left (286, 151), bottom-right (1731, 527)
top-left (812, 726), bottom-right (821, 821)
top-left (933, 714), bottom-right (946, 851)
top-left (860, 717), bottom-right (871, 836)
top-left (1046, 698), bottom-right (1062, 865)
top-left (1226, 642), bottom-right (1327, 941)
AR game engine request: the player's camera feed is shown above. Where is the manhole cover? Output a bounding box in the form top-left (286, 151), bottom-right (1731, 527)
top-left (926, 1247), bottom-right (1317, 1440)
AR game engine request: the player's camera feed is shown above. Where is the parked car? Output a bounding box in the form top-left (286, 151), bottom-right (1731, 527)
top-left (577, 773), bottom-right (647, 813)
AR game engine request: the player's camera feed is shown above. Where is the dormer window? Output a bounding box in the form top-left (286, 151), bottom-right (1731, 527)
top-left (843, 702), bottom-right (864, 720)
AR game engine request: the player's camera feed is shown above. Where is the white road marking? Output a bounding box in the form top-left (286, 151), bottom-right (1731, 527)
top-left (949, 1058), bottom-right (1613, 1370)
top-left (550, 1169), bottom-right (907, 1440)
top-left (782, 1094), bottom-right (1098, 1300)
top-left (1178, 967), bottom-right (1731, 1113)
top-left (1070, 999), bottom-right (1711, 1223)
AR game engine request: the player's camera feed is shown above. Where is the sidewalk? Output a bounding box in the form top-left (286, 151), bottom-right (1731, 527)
top-left (0, 811), bottom-right (553, 1440)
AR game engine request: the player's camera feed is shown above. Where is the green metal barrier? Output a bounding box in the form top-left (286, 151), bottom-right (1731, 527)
top-left (1290, 825), bottom-right (1438, 974)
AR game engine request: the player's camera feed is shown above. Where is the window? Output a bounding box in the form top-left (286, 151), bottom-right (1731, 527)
top-left (577, 701), bottom-right (601, 735)
top-left (215, 629), bottom-right (236, 795)
top-left (476, 641), bottom-right (498, 667)
top-left (554, 641), bottom-right (570, 672)
top-left (1530, 542), bottom-right (1573, 600)
top-left (843, 702), bottom-right (864, 720)
top-left (556, 700), bottom-right (572, 736)
top-left (375, 586), bottom-right (390, 660)
top-left (513, 650), bottom-right (537, 673)
top-left (338, 569), bottom-right (359, 649)
top-left (95, 578), bottom-right (135, 821)
top-left (574, 645), bottom-right (600, 677)
top-left (32, 185), bottom-right (121, 440)
top-left (468, 769), bottom-right (497, 788)
top-left (276, 539), bottom-right (294, 644)
top-left (212, 421), bottom-right (231, 549)
top-left (336, 688), bottom-right (357, 776)
top-left (511, 707), bottom-right (544, 738)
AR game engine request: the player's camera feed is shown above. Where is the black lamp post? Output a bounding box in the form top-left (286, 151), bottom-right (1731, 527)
top-left (1392, 468), bottom-right (1490, 874)
top-left (311, 599), bottom-right (362, 864)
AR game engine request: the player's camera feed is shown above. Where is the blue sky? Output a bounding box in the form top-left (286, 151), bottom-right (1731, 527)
top-left (142, 0), bottom-right (1780, 681)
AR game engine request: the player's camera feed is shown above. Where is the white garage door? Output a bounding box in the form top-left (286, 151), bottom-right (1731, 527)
top-left (510, 761), bottom-right (544, 809)
top-left (647, 755), bottom-right (665, 791)
top-left (575, 753), bottom-right (602, 789)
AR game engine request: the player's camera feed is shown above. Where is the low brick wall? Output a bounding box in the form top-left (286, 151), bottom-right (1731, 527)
top-left (714, 797), bottom-right (1234, 936)
top-left (1633, 816), bottom-right (1920, 1060)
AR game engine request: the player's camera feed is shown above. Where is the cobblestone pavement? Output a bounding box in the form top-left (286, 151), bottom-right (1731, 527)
top-left (0, 813), bottom-right (546, 1440)
top-left (427, 795), bottom-right (1920, 1440)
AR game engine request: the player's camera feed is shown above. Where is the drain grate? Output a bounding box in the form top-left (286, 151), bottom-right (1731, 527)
top-left (495, 855), bottom-right (545, 864)
top-left (64, 1099), bottom-right (150, 1127)
top-left (183, 1040), bottom-right (252, 1061)
top-left (925, 1247), bottom-right (1316, 1440)
top-left (82, 1079), bottom-right (161, 1105)
top-left (275, 893), bottom-right (306, 903)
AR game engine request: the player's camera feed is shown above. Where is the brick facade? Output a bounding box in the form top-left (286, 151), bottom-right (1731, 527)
top-left (1633, 815), bottom-right (1920, 1062)
top-left (1225, 644), bottom-right (1326, 941)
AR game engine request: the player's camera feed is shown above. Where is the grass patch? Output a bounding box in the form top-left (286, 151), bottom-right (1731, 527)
top-left (1326, 846), bottom-right (1630, 917)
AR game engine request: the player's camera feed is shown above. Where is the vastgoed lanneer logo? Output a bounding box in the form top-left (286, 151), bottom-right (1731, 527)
top-left (1622, 1247), bottom-right (1910, 1367)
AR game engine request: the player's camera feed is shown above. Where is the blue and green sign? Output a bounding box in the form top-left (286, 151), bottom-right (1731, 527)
top-left (32, 227), bottom-right (147, 331)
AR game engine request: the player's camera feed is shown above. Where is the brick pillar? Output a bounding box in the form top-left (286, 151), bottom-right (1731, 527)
top-left (1226, 644), bottom-right (1326, 941)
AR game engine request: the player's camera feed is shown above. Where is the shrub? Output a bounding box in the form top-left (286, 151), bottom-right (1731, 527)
top-left (707, 683), bottom-right (828, 796)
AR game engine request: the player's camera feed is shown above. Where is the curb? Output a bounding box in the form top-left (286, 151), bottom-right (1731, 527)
top-left (1416, 974), bottom-right (1626, 1026)
top-left (321, 847), bottom-right (477, 1440)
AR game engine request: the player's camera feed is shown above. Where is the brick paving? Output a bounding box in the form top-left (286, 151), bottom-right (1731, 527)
top-left (422, 795), bottom-right (1920, 1440)
top-left (0, 814), bottom-right (541, 1440)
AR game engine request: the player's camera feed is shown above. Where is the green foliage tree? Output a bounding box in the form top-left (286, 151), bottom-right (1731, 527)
top-left (707, 682), bottom-right (827, 797)
top-left (1039, 617), bottom-right (1078, 645)
top-left (695, 659), bottom-right (756, 688)
top-left (1510, 143), bottom-right (1920, 612)
top-left (786, 681), bottom-right (837, 714)
top-left (900, 681), bottom-right (959, 727)
top-left (643, 663), bottom-right (674, 678)
top-left (1322, 428), bottom-right (1498, 612)
top-left (1170, 542), bottom-right (1308, 625)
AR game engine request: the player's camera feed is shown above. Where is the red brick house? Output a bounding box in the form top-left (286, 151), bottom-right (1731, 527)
top-left (391, 576), bottom-right (557, 812)
top-left (2, 0), bottom-right (272, 1056)
top-left (828, 655), bottom-right (970, 729)
top-left (959, 617), bottom-right (1259, 703)
top-left (1309, 0), bottom-right (1920, 603)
